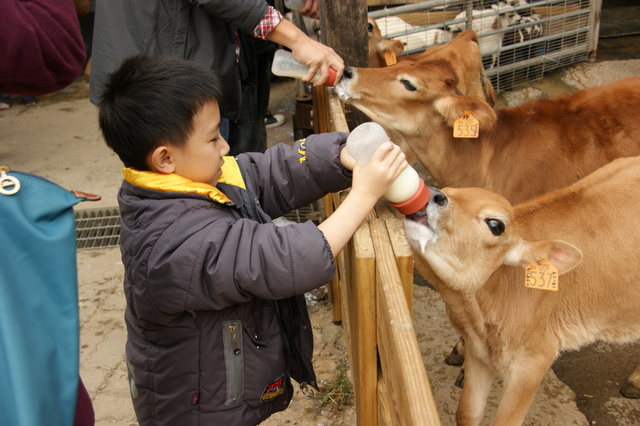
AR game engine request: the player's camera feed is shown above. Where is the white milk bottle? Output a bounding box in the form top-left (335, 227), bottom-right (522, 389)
top-left (271, 49), bottom-right (338, 87)
top-left (346, 122), bottom-right (430, 215)
top-left (284, 0), bottom-right (306, 11)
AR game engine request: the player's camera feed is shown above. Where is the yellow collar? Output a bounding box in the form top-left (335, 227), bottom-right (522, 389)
top-left (123, 156), bottom-right (245, 204)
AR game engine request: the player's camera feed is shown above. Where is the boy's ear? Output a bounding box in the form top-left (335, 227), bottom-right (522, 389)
top-left (149, 145), bottom-right (176, 174)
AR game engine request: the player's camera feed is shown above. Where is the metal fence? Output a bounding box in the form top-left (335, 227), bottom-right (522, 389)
top-left (369, 0), bottom-right (599, 91)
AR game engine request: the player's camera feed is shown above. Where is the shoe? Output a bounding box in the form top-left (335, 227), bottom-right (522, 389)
top-left (265, 113), bottom-right (285, 128)
top-left (0, 102), bottom-right (10, 110)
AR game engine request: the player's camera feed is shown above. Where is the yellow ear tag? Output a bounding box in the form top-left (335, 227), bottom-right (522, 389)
top-left (524, 259), bottom-right (559, 291)
top-left (453, 110), bottom-right (479, 138)
top-left (384, 51), bottom-right (397, 66)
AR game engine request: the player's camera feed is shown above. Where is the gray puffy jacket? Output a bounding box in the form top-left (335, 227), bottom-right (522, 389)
top-left (118, 134), bottom-right (351, 425)
top-left (90, 0), bottom-right (269, 119)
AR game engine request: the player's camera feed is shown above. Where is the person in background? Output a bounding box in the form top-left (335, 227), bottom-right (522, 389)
top-left (0, 94), bottom-right (36, 109)
top-left (89, 0), bottom-right (344, 154)
top-left (97, 54), bottom-right (406, 425)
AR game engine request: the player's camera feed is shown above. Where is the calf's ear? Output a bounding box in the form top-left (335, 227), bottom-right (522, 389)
top-left (434, 94), bottom-right (497, 131)
top-left (508, 239), bottom-right (584, 275)
top-left (480, 69), bottom-right (496, 106)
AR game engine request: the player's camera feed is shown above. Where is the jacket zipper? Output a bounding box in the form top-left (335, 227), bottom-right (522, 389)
top-left (223, 320), bottom-right (244, 405)
top-left (230, 325), bottom-right (241, 355)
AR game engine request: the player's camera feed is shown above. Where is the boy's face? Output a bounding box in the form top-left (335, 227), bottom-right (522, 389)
top-left (170, 100), bottom-right (230, 186)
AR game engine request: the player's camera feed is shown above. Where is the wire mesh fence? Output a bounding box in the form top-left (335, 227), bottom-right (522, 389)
top-left (369, 0), bottom-right (598, 91)
top-left (74, 204), bottom-right (323, 249)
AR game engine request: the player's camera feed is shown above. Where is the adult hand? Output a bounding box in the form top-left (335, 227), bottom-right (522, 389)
top-left (289, 37), bottom-right (344, 86)
top-left (298, 0), bottom-right (319, 19)
top-left (267, 19), bottom-right (344, 86)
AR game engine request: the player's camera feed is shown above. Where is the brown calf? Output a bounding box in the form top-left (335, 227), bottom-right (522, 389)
top-left (367, 17), bottom-right (405, 68)
top-left (335, 30), bottom-right (640, 204)
top-left (403, 156), bottom-right (640, 425)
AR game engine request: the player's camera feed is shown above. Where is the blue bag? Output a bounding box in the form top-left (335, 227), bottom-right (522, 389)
top-left (0, 167), bottom-right (99, 426)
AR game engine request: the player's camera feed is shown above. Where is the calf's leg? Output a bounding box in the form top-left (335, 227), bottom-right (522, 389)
top-left (490, 354), bottom-right (554, 426)
top-left (621, 363), bottom-right (640, 399)
top-left (455, 352), bottom-right (495, 426)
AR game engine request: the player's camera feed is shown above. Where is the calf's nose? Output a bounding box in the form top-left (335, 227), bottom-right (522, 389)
top-left (343, 67), bottom-right (354, 80)
top-left (430, 188), bottom-right (448, 207)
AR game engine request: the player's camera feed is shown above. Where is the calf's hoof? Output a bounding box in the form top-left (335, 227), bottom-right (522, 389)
top-left (620, 382), bottom-right (640, 399)
top-left (454, 368), bottom-right (465, 389)
top-left (445, 345), bottom-right (465, 366)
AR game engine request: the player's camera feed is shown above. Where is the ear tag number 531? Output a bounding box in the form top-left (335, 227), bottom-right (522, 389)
top-left (453, 111), bottom-right (479, 138)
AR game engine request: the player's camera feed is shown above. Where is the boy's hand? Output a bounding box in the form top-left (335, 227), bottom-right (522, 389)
top-left (350, 142), bottom-right (407, 201)
top-left (340, 145), bottom-right (357, 171)
top-left (319, 142), bottom-right (407, 257)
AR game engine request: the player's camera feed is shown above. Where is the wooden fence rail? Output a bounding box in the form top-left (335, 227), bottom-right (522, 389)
top-left (321, 93), bottom-right (441, 425)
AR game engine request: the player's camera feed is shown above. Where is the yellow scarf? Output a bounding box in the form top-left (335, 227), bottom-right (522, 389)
top-left (122, 156), bottom-right (245, 204)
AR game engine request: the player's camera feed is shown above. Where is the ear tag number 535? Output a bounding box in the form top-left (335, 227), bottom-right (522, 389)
top-left (453, 111), bottom-right (479, 138)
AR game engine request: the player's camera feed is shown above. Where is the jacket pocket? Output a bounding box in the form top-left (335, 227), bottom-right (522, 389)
top-left (242, 320), bottom-right (289, 408)
top-left (222, 320), bottom-right (244, 405)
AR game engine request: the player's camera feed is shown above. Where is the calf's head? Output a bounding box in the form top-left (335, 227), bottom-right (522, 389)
top-left (403, 186), bottom-right (583, 292)
top-left (367, 17), bottom-right (405, 68)
top-left (336, 30), bottom-right (497, 138)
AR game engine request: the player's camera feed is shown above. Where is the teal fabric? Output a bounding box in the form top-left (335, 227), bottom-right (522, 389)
top-left (0, 171), bottom-right (84, 426)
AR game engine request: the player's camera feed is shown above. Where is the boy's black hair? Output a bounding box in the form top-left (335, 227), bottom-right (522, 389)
top-left (98, 54), bottom-right (224, 170)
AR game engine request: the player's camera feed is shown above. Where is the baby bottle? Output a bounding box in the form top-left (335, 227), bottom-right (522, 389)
top-left (346, 122), bottom-right (430, 215)
top-left (271, 49), bottom-right (338, 87)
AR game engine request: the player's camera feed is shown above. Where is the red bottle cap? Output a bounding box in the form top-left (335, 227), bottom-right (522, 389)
top-left (390, 179), bottom-right (430, 215)
top-left (324, 67), bottom-right (338, 87)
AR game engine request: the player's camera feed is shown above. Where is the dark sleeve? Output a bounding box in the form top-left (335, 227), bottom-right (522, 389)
top-left (237, 132), bottom-right (353, 218)
top-left (196, 0), bottom-right (269, 32)
top-left (147, 205), bottom-right (335, 312)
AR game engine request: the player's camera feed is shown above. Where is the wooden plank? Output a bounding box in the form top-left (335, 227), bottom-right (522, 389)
top-left (377, 370), bottom-right (395, 425)
top-left (397, 11), bottom-right (459, 26)
top-left (329, 185), bottom-right (378, 425)
top-left (374, 11), bottom-right (460, 26)
top-left (326, 94), bottom-right (350, 323)
top-left (348, 216), bottom-right (378, 426)
top-left (331, 250), bottom-right (345, 324)
top-left (368, 0), bottom-right (428, 6)
top-left (374, 201), bottom-right (414, 312)
top-left (327, 95), bottom-right (349, 133)
top-left (313, 85), bottom-right (329, 134)
top-left (325, 192), bottom-right (343, 323)
top-left (371, 219), bottom-right (441, 425)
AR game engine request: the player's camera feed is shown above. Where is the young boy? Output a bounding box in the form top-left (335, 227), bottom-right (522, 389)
top-left (98, 54), bottom-right (406, 425)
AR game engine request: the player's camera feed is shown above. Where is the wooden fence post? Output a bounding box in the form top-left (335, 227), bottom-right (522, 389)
top-left (320, 0), bottom-right (370, 130)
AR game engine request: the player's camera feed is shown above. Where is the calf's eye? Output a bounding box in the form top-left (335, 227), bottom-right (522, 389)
top-left (485, 218), bottom-right (505, 236)
top-left (400, 79), bottom-right (417, 91)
